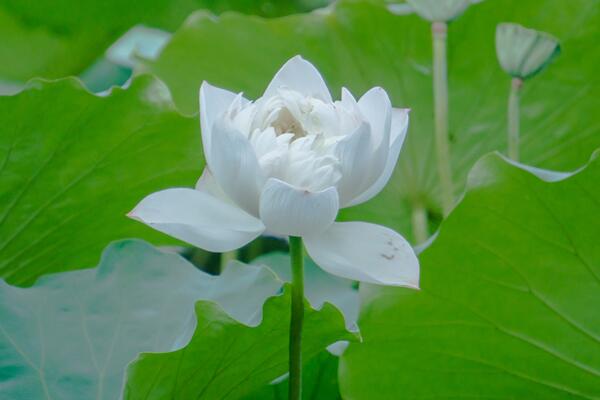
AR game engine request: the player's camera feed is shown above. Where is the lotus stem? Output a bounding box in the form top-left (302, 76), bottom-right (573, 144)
top-left (432, 21), bottom-right (454, 217)
top-left (411, 201), bottom-right (429, 244)
top-left (508, 77), bottom-right (523, 161)
top-left (219, 249), bottom-right (238, 272)
top-left (288, 236), bottom-right (304, 400)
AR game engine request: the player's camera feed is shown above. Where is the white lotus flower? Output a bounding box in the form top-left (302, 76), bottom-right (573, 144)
top-left (129, 56), bottom-right (419, 288)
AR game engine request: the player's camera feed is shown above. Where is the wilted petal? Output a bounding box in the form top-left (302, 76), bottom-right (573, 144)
top-left (304, 221), bottom-right (419, 287)
top-left (128, 188), bottom-right (265, 252)
top-left (209, 117), bottom-right (265, 215)
top-left (263, 55), bottom-right (332, 102)
top-left (259, 178), bottom-right (339, 237)
top-left (346, 108), bottom-right (409, 207)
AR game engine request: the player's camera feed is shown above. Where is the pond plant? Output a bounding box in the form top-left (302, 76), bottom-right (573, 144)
top-left (0, 0), bottom-right (598, 399)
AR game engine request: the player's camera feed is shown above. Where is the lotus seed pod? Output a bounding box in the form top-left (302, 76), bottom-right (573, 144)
top-left (496, 23), bottom-right (561, 80)
top-left (405, 0), bottom-right (471, 22)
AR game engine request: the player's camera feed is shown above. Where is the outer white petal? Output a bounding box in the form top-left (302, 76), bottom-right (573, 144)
top-left (263, 55), bottom-right (332, 102)
top-left (357, 87), bottom-right (392, 151)
top-left (304, 221), bottom-right (419, 288)
top-left (210, 117), bottom-right (265, 215)
top-left (128, 188), bottom-right (265, 252)
top-left (349, 87), bottom-right (392, 199)
top-left (334, 122), bottom-right (374, 205)
top-left (345, 108), bottom-right (409, 207)
top-left (199, 81), bottom-right (246, 165)
top-left (259, 178), bottom-right (339, 237)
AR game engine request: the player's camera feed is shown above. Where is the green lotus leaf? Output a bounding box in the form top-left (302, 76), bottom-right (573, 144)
top-left (0, 76), bottom-right (201, 285)
top-left (339, 152), bottom-right (600, 399)
top-left (123, 284), bottom-right (357, 399)
top-left (0, 239), bottom-right (282, 400)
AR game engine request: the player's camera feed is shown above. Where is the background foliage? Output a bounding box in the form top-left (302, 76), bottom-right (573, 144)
top-left (0, 0), bottom-right (327, 82)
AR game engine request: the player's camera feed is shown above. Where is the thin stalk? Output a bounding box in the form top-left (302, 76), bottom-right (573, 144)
top-left (411, 201), bottom-right (429, 245)
top-left (432, 21), bottom-right (454, 217)
top-left (288, 236), bottom-right (304, 400)
top-left (219, 249), bottom-right (238, 272)
top-left (507, 77), bottom-right (523, 161)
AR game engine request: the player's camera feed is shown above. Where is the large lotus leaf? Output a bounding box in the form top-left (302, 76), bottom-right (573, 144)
top-left (252, 252), bottom-right (359, 330)
top-left (123, 285), bottom-right (356, 399)
top-left (0, 240), bottom-right (282, 400)
top-left (339, 152), bottom-right (600, 399)
top-left (0, 0), bottom-right (328, 82)
top-left (144, 0), bottom-right (600, 240)
top-left (0, 76), bottom-right (201, 285)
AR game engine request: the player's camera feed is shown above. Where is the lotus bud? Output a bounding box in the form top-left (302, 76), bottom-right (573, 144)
top-left (496, 23), bottom-right (560, 80)
top-left (405, 0), bottom-right (471, 22)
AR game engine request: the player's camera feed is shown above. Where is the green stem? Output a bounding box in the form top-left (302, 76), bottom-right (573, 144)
top-left (508, 78), bottom-right (523, 161)
top-left (288, 236), bottom-right (304, 400)
top-left (219, 249), bottom-right (238, 272)
top-left (411, 201), bottom-right (429, 245)
top-left (432, 21), bottom-right (454, 217)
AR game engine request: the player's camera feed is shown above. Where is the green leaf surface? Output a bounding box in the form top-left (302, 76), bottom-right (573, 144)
top-left (123, 285), bottom-right (356, 399)
top-left (145, 0), bottom-right (600, 239)
top-left (339, 152), bottom-right (600, 399)
top-left (243, 350), bottom-right (342, 400)
top-left (0, 0), bottom-right (328, 82)
top-left (0, 76), bottom-right (202, 285)
top-left (0, 240), bottom-right (282, 400)
top-left (252, 252), bottom-right (359, 331)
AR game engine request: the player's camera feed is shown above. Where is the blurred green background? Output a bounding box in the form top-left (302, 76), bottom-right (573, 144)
top-left (0, 0), bottom-right (330, 92)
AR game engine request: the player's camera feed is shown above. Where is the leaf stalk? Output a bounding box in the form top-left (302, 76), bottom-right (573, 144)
top-left (508, 77), bottom-right (523, 161)
top-left (411, 201), bottom-right (429, 244)
top-left (432, 21), bottom-right (454, 217)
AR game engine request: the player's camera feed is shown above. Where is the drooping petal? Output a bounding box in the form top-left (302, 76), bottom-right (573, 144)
top-left (199, 81), bottom-right (246, 165)
top-left (128, 188), bottom-right (265, 252)
top-left (345, 108), bottom-right (409, 207)
top-left (209, 117), bottom-right (265, 215)
top-left (259, 178), bottom-right (339, 237)
top-left (263, 56), bottom-right (332, 102)
top-left (304, 221), bottom-right (419, 288)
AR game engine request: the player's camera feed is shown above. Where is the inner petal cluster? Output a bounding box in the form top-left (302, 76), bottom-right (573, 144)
top-left (226, 89), bottom-right (363, 192)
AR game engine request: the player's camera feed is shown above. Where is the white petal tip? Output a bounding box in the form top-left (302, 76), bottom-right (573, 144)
top-left (264, 55), bottom-right (332, 102)
top-left (386, 280), bottom-right (420, 290)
